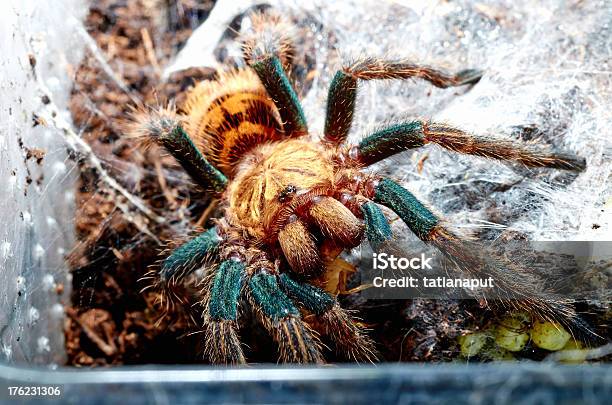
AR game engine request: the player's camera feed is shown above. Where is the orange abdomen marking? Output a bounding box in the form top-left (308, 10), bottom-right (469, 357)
top-left (184, 69), bottom-right (283, 175)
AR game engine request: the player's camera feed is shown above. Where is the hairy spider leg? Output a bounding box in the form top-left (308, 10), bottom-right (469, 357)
top-left (279, 273), bottom-right (378, 362)
top-left (241, 10), bottom-right (297, 77)
top-left (248, 271), bottom-right (324, 363)
top-left (354, 120), bottom-right (586, 170)
top-left (203, 258), bottom-right (246, 364)
top-left (249, 56), bottom-right (308, 136)
top-left (360, 201), bottom-right (393, 251)
top-left (371, 178), bottom-right (437, 240)
top-left (159, 227), bottom-right (221, 283)
top-left (367, 178), bottom-right (597, 336)
top-left (241, 10), bottom-right (307, 137)
top-left (324, 57), bottom-right (483, 143)
top-left (149, 119), bottom-right (228, 192)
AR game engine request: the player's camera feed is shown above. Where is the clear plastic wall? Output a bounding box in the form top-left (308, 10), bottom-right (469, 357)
top-left (0, 0), bottom-right (87, 366)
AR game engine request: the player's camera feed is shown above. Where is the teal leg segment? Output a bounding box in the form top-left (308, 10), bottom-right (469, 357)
top-left (372, 178), bottom-right (439, 240)
top-left (357, 121), bottom-right (426, 165)
top-left (251, 56), bottom-right (308, 136)
top-left (324, 71), bottom-right (357, 143)
top-left (160, 227), bottom-right (221, 282)
top-left (322, 60), bottom-right (482, 144)
top-left (249, 273), bottom-right (299, 321)
top-left (278, 273), bottom-right (335, 315)
top-left (355, 120), bottom-right (585, 171)
top-left (250, 272), bottom-right (323, 363)
top-left (160, 125), bottom-right (227, 192)
top-left (208, 259), bottom-right (245, 321)
top-left (360, 201), bottom-right (393, 251)
top-left (278, 273), bottom-right (377, 362)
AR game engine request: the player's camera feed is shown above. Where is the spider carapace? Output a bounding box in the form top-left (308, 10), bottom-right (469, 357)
top-left (133, 12), bottom-right (587, 364)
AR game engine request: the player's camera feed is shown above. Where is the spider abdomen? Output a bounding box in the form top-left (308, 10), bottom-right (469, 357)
top-left (184, 69), bottom-right (284, 175)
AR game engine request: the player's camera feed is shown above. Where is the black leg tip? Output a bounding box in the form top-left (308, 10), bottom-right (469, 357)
top-left (574, 157), bottom-right (587, 171)
top-left (562, 155), bottom-right (587, 172)
top-left (456, 69), bottom-right (484, 86)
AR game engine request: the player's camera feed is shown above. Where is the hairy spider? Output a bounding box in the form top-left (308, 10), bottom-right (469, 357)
top-left (131, 12), bottom-right (587, 364)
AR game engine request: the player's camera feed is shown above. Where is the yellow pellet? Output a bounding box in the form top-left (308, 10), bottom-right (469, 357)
top-left (458, 333), bottom-right (487, 357)
top-left (530, 321), bottom-right (571, 351)
top-left (495, 315), bottom-right (530, 352)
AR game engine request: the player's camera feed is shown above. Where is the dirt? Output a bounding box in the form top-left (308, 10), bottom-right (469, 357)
top-left (65, 0), bottom-right (217, 366)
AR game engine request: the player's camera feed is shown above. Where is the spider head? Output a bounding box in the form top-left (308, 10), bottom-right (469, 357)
top-left (228, 139), bottom-right (335, 240)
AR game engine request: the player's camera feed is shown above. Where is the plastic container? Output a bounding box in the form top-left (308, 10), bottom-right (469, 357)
top-left (1, 1), bottom-right (609, 404)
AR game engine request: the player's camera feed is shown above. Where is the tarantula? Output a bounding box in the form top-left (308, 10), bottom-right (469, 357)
top-left (132, 12), bottom-right (587, 364)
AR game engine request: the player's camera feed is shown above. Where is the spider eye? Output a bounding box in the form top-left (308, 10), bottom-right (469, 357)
top-left (278, 184), bottom-right (297, 202)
